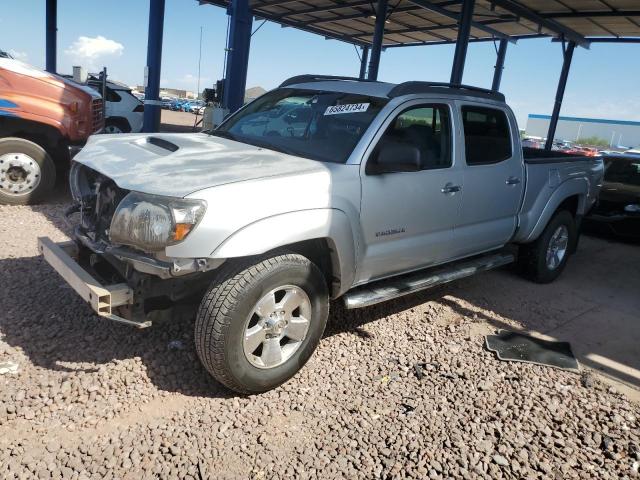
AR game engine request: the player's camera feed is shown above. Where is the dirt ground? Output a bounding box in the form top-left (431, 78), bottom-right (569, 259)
top-left (160, 109), bottom-right (203, 133)
top-left (1, 192), bottom-right (639, 479)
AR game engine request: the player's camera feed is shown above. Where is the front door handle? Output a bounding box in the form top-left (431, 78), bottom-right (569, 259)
top-left (441, 183), bottom-right (462, 194)
top-left (506, 176), bottom-right (521, 185)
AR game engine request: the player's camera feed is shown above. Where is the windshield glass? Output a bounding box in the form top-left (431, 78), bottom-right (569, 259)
top-left (604, 157), bottom-right (640, 186)
top-left (214, 88), bottom-right (388, 163)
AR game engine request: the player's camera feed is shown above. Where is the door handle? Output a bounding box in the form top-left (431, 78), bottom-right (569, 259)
top-left (506, 176), bottom-right (521, 185)
top-left (441, 183), bottom-right (462, 194)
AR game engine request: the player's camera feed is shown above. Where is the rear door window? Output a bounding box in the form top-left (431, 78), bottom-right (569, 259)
top-left (461, 106), bottom-right (512, 165)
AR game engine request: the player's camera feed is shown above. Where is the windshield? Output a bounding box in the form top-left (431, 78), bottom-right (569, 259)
top-left (214, 88), bottom-right (388, 163)
top-left (604, 157), bottom-right (640, 186)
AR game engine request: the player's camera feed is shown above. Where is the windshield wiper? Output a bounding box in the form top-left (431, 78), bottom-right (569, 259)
top-left (208, 130), bottom-right (237, 141)
top-left (245, 138), bottom-right (299, 157)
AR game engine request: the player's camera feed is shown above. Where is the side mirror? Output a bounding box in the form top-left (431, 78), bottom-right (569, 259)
top-left (366, 142), bottom-right (421, 175)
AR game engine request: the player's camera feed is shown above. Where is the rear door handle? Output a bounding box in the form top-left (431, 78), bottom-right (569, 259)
top-left (506, 176), bottom-right (521, 185)
top-left (441, 183), bottom-right (462, 194)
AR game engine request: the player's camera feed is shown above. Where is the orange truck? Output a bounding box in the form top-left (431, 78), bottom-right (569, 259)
top-left (0, 55), bottom-right (104, 204)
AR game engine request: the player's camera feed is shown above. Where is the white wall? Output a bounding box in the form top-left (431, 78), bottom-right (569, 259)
top-left (525, 117), bottom-right (640, 148)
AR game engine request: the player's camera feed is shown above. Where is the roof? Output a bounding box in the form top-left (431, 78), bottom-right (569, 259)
top-left (279, 75), bottom-right (506, 101)
top-left (199, 0), bottom-right (640, 48)
top-left (529, 114), bottom-right (640, 127)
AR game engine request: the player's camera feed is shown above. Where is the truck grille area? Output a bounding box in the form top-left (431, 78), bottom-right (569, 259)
top-left (91, 99), bottom-right (104, 133)
top-left (76, 166), bottom-right (128, 245)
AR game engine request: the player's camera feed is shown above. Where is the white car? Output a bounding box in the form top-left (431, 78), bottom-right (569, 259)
top-left (101, 81), bottom-right (144, 134)
top-left (86, 78), bottom-right (144, 134)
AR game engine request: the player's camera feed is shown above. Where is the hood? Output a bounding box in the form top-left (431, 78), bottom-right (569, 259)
top-left (74, 132), bottom-right (327, 197)
top-left (0, 57), bottom-right (100, 100)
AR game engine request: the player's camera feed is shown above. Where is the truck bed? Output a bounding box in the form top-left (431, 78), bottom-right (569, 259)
top-left (513, 148), bottom-right (604, 243)
top-left (522, 146), bottom-right (597, 164)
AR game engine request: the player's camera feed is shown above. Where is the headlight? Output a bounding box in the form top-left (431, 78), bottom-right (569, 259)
top-left (624, 203), bottom-right (640, 213)
top-left (109, 192), bottom-right (206, 251)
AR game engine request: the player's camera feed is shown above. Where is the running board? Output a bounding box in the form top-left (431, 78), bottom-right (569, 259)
top-left (343, 252), bottom-right (515, 309)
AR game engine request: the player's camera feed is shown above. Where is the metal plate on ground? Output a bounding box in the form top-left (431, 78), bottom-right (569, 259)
top-left (485, 330), bottom-right (579, 372)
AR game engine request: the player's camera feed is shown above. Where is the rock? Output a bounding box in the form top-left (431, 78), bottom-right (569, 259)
top-left (0, 361), bottom-right (19, 375)
top-left (493, 455), bottom-right (509, 467)
top-left (602, 435), bottom-right (614, 451)
top-left (478, 380), bottom-right (494, 391)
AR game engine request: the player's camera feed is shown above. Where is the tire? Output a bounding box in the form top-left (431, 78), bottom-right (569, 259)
top-left (0, 137), bottom-right (56, 205)
top-left (518, 210), bottom-right (576, 283)
top-left (103, 118), bottom-right (130, 134)
top-left (195, 253), bottom-right (329, 394)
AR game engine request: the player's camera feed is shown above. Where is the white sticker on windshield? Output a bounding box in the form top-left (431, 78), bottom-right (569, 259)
top-left (324, 103), bottom-right (370, 115)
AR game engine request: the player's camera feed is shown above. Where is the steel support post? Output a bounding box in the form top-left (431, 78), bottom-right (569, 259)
top-left (450, 0), bottom-right (475, 85)
top-left (367, 0), bottom-right (388, 81)
top-left (223, 0), bottom-right (253, 113)
top-left (491, 39), bottom-right (508, 91)
top-left (545, 41), bottom-right (576, 150)
top-left (359, 46), bottom-right (370, 80)
top-left (45, 0), bottom-right (57, 73)
top-left (143, 0), bottom-right (166, 133)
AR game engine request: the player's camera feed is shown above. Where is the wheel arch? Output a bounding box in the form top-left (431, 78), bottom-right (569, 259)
top-left (212, 209), bottom-right (357, 298)
top-left (105, 116), bottom-right (132, 133)
top-left (520, 179), bottom-right (587, 243)
top-left (0, 117), bottom-right (68, 164)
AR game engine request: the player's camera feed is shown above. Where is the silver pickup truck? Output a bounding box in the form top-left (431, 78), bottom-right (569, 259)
top-left (39, 76), bottom-right (603, 393)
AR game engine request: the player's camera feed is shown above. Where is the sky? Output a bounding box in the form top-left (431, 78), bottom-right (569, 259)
top-left (1, 0), bottom-right (639, 126)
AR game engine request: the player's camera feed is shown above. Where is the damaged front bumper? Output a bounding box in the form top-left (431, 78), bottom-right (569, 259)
top-left (37, 237), bottom-right (151, 328)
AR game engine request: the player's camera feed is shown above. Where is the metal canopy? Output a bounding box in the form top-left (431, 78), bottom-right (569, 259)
top-left (199, 0), bottom-right (640, 48)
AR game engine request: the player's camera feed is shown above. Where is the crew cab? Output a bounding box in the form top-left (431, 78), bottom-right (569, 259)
top-left (38, 76), bottom-right (604, 393)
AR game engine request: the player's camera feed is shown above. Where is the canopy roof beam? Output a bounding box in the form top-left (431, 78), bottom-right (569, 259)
top-left (489, 0), bottom-right (590, 48)
top-left (408, 0), bottom-right (513, 42)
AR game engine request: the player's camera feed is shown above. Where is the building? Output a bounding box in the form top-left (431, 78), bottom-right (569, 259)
top-left (525, 114), bottom-right (640, 148)
top-left (136, 86), bottom-right (196, 99)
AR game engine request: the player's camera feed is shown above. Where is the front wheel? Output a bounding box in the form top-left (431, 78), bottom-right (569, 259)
top-left (0, 137), bottom-right (56, 205)
top-left (518, 210), bottom-right (577, 283)
top-left (194, 253), bottom-right (329, 394)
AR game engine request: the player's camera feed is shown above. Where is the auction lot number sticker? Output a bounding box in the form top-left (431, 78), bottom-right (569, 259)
top-left (324, 103), bottom-right (370, 115)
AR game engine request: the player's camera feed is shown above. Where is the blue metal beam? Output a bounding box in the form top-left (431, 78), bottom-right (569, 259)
top-left (143, 0), bottom-right (166, 133)
top-left (545, 41), bottom-right (576, 150)
top-left (45, 0), bottom-right (57, 73)
top-left (491, 39), bottom-right (508, 91)
top-left (367, 0), bottom-right (388, 81)
top-left (450, 0), bottom-right (474, 85)
top-left (223, 0), bottom-right (253, 112)
top-left (359, 46), bottom-right (369, 80)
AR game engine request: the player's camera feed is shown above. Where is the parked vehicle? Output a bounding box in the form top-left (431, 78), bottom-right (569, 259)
top-left (0, 57), bottom-right (103, 204)
top-left (39, 76), bottom-right (603, 393)
top-left (170, 99), bottom-right (189, 111)
top-left (161, 97), bottom-right (173, 109)
top-left (584, 153), bottom-right (640, 239)
top-left (88, 78), bottom-right (143, 134)
top-left (184, 100), bottom-right (205, 113)
top-left (522, 138), bottom-right (542, 149)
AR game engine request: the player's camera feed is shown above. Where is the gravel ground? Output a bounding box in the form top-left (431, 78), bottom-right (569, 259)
top-left (1, 197), bottom-right (639, 479)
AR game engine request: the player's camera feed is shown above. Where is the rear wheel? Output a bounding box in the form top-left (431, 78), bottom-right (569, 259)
top-left (194, 253), bottom-right (329, 394)
top-left (518, 210), bottom-right (576, 283)
top-left (103, 118), bottom-right (130, 134)
top-left (0, 137), bottom-right (55, 205)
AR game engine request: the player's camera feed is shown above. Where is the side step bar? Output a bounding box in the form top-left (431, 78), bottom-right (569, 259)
top-left (343, 252), bottom-right (515, 309)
